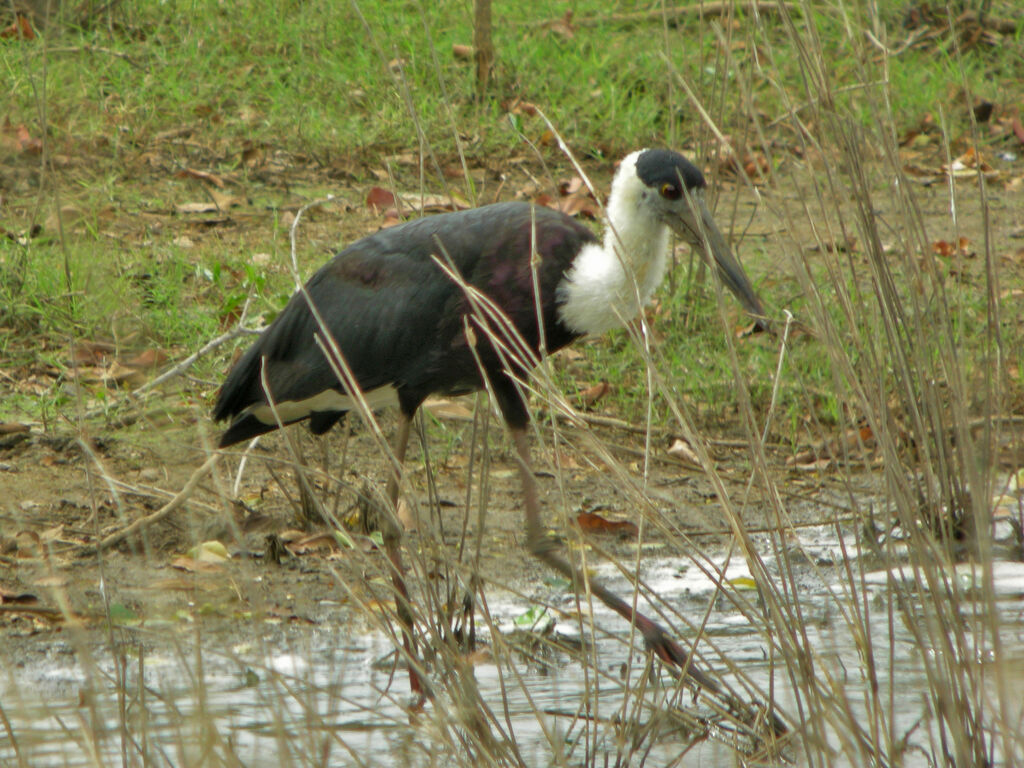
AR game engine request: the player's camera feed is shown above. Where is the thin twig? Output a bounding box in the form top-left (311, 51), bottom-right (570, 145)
top-left (47, 45), bottom-right (144, 68)
top-left (78, 453), bottom-right (219, 556)
top-left (132, 298), bottom-right (257, 398)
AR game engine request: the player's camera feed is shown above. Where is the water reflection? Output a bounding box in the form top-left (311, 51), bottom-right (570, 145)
top-left (3, 526), bottom-right (1023, 767)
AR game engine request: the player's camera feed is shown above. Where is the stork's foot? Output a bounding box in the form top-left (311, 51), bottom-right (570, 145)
top-left (631, 614), bottom-right (719, 693)
top-left (637, 618), bottom-right (787, 737)
top-left (407, 668), bottom-right (430, 711)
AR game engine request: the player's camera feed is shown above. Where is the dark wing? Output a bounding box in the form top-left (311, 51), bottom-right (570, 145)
top-left (214, 202), bottom-right (597, 446)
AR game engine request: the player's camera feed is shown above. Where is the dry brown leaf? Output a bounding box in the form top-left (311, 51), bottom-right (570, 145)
top-left (170, 556), bottom-right (224, 573)
top-left (175, 201), bottom-right (219, 214)
top-left (943, 147), bottom-right (998, 179)
top-left (578, 381), bottom-right (610, 408)
top-left (0, 14), bottom-right (34, 39)
top-left (545, 9), bottom-right (575, 39)
top-left (70, 340), bottom-right (115, 366)
top-left (502, 98), bottom-right (539, 117)
top-left (175, 191), bottom-right (239, 214)
top-left (932, 237), bottom-right (973, 258)
top-left (104, 361), bottom-right (147, 388)
top-left (787, 427), bottom-right (874, 468)
top-left (558, 176), bottom-right (584, 196)
top-left (16, 122), bottom-right (41, 153)
top-left (1012, 116), bottom-right (1024, 146)
top-left (424, 398), bottom-right (475, 421)
top-left (366, 186), bottom-right (396, 212)
top-left (556, 193), bottom-right (599, 219)
top-left (667, 438), bottom-right (700, 465)
top-left (549, 450), bottom-right (580, 470)
top-left (210, 189), bottom-right (241, 210)
top-left (241, 141), bottom-right (266, 168)
top-left (123, 348), bottom-right (169, 369)
top-left (398, 498), bottom-right (417, 532)
top-left (174, 168), bottom-right (226, 188)
top-left (792, 458), bottom-right (833, 472)
top-left (557, 348), bottom-right (584, 363)
top-left (576, 511), bottom-right (638, 537)
top-left (287, 532), bottom-right (338, 555)
top-left (742, 153), bottom-right (771, 182)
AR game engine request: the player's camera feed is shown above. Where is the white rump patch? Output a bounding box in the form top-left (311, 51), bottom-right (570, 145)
top-left (245, 385), bottom-right (399, 425)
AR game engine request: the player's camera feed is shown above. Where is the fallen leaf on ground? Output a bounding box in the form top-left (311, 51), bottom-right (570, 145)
top-left (170, 557), bottom-right (224, 573)
top-left (15, 122), bottom-right (42, 153)
top-left (543, 9), bottom-right (575, 39)
top-left (558, 177), bottom-right (584, 196)
top-left (185, 540), bottom-right (230, 563)
top-left (70, 340), bottom-right (115, 366)
top-left (104, 361), bottom-right (147, 388)
top-left (366, 186), bottom-right (395, 212)
top-left (175, 191), bottom-right (240, 214)
top-left (286, 532), bottom-right (338, 555)
top-left (123, 348), bottom-right (169, 369)
top-left (787, 426), bottom-right (875, 469)
top-left (932, 237), bottom-right (973, 258)
top-left (549, 450), bottom-right (580, 470)
top-left (578, 381), bottom-right (610, 408)
top-left (576, 511), bottom-right (638, 537)
top-left (667, 438), bottom-right (700, 465)
top-left (0, 14), bottom-right (34, 39)
top-left (942, 147), bottom-right (998, 179)
top-left (398, 498), bottom-right (417, 532)
top-left (174, 168), bottom-right (226, 188)
top-left (424, 397), bottom-right (475, 421)
top-left (176, 201), bottom-right (218, 214)
top-left (502, 98), bottom-right (539, 117)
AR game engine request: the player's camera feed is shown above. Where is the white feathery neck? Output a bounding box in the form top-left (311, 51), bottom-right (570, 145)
top-left (557, 150), bottom-right (672, 336)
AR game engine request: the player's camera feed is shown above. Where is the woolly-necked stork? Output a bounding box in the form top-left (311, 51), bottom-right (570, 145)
top-left (214, 148), bottom-right (767, 697)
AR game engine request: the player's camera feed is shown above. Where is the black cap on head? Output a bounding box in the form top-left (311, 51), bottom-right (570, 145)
top-left (635, 149), bottom-right (706, 192)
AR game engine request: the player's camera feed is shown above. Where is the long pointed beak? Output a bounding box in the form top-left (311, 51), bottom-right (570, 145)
top-left (675, 197), bottom-right (768, 329)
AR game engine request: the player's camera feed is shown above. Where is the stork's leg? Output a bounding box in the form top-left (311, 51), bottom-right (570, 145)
top-left (382, 412), bottom-right (429, 701)
top-left (510, 427), bottom-right (719, 693)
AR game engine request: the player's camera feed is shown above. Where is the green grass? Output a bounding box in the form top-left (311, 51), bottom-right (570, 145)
top-left (1, 0), bottom-right (1023, 433)
top-left (5, 1), bottom-right (1018, 164)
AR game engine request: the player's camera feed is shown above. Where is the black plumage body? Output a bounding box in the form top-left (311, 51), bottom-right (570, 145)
top-left (212, 148), bottom-right (773, 706)
top-left (214, 201), bottom-right (597, 445)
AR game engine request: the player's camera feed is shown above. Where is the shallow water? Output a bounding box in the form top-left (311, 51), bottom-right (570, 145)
top-left (4, 522), bottom-right (1024, 767)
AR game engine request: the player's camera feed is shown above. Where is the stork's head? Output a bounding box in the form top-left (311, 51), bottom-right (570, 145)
top-left (626, 148), bottom-right (767, 325)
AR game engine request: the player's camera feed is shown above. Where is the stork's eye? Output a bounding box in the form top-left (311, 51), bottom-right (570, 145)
top-left (660, 183), bottom-right (681, 200)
